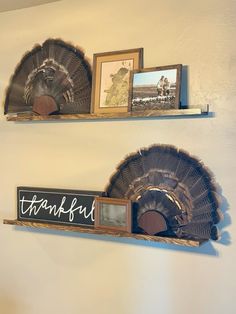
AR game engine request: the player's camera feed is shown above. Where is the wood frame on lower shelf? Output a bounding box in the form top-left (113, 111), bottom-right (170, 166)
top-left (6, 107), bottom-right (209, 122)
top-left (3, 219), bottom-right (206, 247)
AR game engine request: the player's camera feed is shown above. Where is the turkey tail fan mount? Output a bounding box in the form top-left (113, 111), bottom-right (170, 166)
top-left (4, 38), bottom-right (92, 115)
top-left (105, 144), bottom-right (223, 241)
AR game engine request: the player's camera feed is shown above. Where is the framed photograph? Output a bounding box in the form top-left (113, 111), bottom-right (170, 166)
top-left (129, 64), bottom-right (182, 111)
top-left (95, 197), bottom-right (132, 232)
top-left (91, 48), bottom-right (143, 114)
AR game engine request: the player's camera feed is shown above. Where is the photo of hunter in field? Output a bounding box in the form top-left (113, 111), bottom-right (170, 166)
top-left (130, 64), bottom-right (182, 111)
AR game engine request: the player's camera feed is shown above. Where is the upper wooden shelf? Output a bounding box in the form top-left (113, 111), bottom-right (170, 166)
top-left (6, 106), bottom-right (209, 122)
top-left (3, 219), bottom-right (206, 247)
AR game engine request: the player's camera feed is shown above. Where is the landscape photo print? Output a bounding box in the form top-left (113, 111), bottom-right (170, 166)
top-left (94, 197), bottom-right (132, 232)
top-left (130, 64), bottom-right (182, 111)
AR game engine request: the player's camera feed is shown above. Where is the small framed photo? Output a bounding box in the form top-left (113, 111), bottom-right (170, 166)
top-left (95, 197), bottom-right (132, 232)
top-left (129, 64), bottom-right (182, 111)
top-left (91, 48), bottom-right (143, 114)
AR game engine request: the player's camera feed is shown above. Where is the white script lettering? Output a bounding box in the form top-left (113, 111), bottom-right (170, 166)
top-left (20, 194), bottom-right (94, 222)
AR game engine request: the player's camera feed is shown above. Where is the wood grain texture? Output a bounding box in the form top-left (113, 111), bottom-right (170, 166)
top-left (6, 107), bottom-right (209, 122)
top-left (3, 219), bottom-right (206, 247)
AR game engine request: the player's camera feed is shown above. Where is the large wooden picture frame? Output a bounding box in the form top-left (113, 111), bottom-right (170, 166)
top-left (95, 197), bottom-right (132, 232)
top-left (129, 64), bottom-right (182, 111)
top-left (91, 48), bottom-right (143, 114)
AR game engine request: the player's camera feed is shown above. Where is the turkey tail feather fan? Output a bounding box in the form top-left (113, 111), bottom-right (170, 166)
top-left (105, 144), bottom-right (222, 240)
top-left (4, 38), bottom-right (92, 115)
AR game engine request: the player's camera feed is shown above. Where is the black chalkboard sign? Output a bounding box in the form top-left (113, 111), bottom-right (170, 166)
top-left (17, 187), bottom-right (103, 227)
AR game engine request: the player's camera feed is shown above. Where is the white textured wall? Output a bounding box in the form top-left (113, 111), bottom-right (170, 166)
top-left (0, 0), bottom-right (235, 313)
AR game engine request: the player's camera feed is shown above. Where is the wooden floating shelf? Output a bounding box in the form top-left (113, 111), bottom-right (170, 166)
top-left (3, 219), bottom-right (206, 247)
top-left (6, 106), bottom-right (209, 122)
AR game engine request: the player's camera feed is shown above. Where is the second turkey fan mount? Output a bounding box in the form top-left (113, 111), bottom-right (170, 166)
top-left (4, 38), bottom-right (209, 122)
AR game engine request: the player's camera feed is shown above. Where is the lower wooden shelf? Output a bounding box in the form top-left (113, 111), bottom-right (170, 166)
top-left (3, 219), bottom-right (206, 247)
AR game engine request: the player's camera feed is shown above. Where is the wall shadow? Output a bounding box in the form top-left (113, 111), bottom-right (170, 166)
top-left (180, 65), bottom-right (189, 108)
top-left (12, 224), bottom-right (220, 257)
top-left (217, 193), bottom-right (231, 246)
top-left (0, 294), bottom-right (28, 314)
